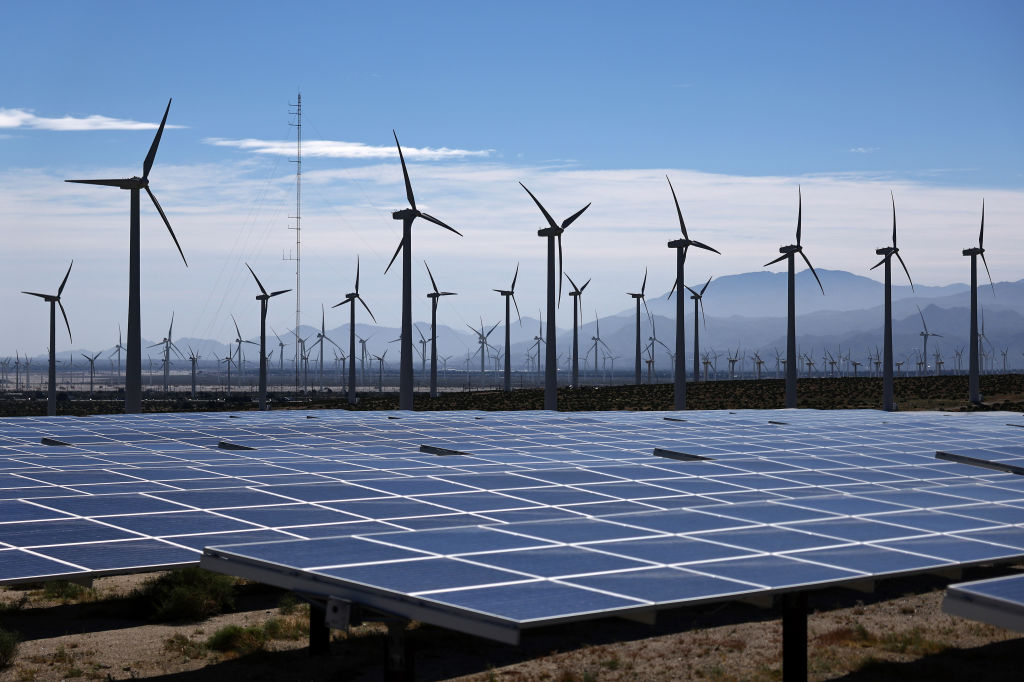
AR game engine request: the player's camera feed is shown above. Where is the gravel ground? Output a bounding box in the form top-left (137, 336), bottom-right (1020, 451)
top-left (2, 568), bottom-right (1024, 681)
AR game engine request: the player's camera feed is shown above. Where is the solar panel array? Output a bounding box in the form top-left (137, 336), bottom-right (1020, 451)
top-left (3, 408), bottom-right (1023, 637)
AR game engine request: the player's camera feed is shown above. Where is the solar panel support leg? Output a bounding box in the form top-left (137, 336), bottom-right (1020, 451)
top-left (385, 620), bottom-right (413, 682)
top-left (782, 592), bottom-right (807, 682)
top-left (309, 603), bottom-right (330, 656)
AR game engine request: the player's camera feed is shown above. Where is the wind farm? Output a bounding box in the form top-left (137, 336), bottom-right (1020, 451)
top-left (1, 4), bottom-right (1023, 682)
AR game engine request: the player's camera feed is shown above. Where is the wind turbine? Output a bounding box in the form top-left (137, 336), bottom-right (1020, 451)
top-left (109, 325), bottom-right (126, 380)
top-left (493, 263), bottom-right (521, 392)
top-left (66, 99), bottom-right (186, 413)
top-left (646, 309), bottom-right (672, 381)
top-left (627, 268), bottom-right (650, 386)
top-left (372, 349), bottom-right (388, 393)
top-left (564, 273), bottom-right (591, 387)
top-left (246, 264), bottom-right (290, 410)
top-left (333, 256), bottom-right (376, 405)
top-left (187, 346), bottom-right (200, 398)
top-left (231, 315), bottom-right (257, 381)
top-left (313, 304), bottom-right (342, 390)
top-left (425, 261), bottom-right (456, 398)
top-left (22, 261), bottom-right (73, 416)
top-left (467, 319), bottom-right (500, 382)
top-left (683, 277), bottom-right (711, 383)
top-left (916, 305), bottom-right (942, 377)
top-left (586, 312), bottom-right (611, 381)
top-left (385, 132), bottom-right (462, 410)
top-left (148, 312), bottom-right (184, 394)
top-left (271, 327), bottom-right (286, 372)
top-left (870, 192), bottom-right (913, 411)
top-left (81, 351), bottom-right (101, 399)
top-left (963, 201), bottom-right (995, 403)
top-left (520, 183), bottom-right (590, 409)
top-left (763, 187), bottom-right (824, 408)
top-left (665, 176), bottom-right (720, 408)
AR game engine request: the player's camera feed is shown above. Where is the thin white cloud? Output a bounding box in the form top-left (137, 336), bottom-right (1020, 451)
top-left (849, 146), bottom-right (880, 154)
top-left (205, 137), bottom-right (492, 160)
top-left (0, 108), bottom-right (182, 132)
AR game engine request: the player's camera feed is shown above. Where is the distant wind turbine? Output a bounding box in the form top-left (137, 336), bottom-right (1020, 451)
top-left (493, 263), bottom-right (521, 392)
top-left (963, 201), bottom-right (995, 403)
top-left (627, 268), bottom-right (650, 386)
top-left (65, 99), bottom-right (186, 413)
top-left (763, 187), bottom-right (824, 408)
top-left (916, 305), bottom-right (942, 378)
top-left (81, 350), bottom-right (101, 399)
top-left (870, 192), bottom-right (913, 411)
top-left (520, 183), bottom-right (590, 409)
top-left (333, 257), bottom-right (376, 405)
top-left (425, 261), bottom-right (456, 398)
top-left (565, 273), bottom-right (591, 387)
top-left (386, 132), bottom-right (462, 410)
top-left (246, 264), bottom-right (290, 410)
top-left (683, 277), bottom-right (711, 383)
top-left (22, 261), bottom-right (73, 416)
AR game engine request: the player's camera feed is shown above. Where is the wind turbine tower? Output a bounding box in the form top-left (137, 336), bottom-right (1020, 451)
top-left (763, 187), bottom-right (824, 408)
top-left (246, 264), bottom-right (290, 410)
top-left (333, 257), bottom-right (376, 405)
top-left (870, 192), bottom-right (913, 411)
top-left (387, 132), bottom-right (462, 410)
top-left (565, 273), bottom-right (590, 387)
top-left (493, 264), bottom-right (521, 392)
top-left (520, 183), bottom-right (590, 409)
top-left (22, 262), bottom-right (73, 417)
top-left (66, 100), bottom-right (186, 413)
top-left (963, 201), bottom-right (994, 403)
top-left (627, 269), bottom-right (650, 386)
top-left (665, 176), bottom-right (720, 408)
top-left (425, 261), bottom-right (456, 398)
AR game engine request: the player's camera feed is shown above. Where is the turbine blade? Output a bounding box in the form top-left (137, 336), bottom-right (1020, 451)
top-left (142, 98), bottom-right (172, 180)
top-left (57, 260), bottom-right (73, 296)
top-left (270, 289), bottom-right (291, 297)
top-left (580, 278), bottom-right (591, 292)
top-left (917, 305), bottom-right (927, 333)
top-left (979, 198), bottom-right (985, 249)
top-left (666, 175), bottom-right (688, 239)
top-left (21, 292), bottom-right (49, 300)
top-left (58, 301), bottom-right (72, 342)
top-left (980, 252), bottom-right (995, 293)
top-left (895, 252), bottom-right (914, 291)
top-left (358, 296), bottom-right (377, 323)
top-left (246, 263), bottom-right (268, 296)
top-left (667, 279), bottom-right (676, 300)
top-left (891, 190), bottom-right (897, 248)
top-left (641, 267), bottom-right (647, 296)
top-left (511, 293), bottom-right (522, 325)
top-left (65, 178), bottom-right (127, 187)
top-left (145, 186), bottom-right (188, 267)
top-left (565, 272), bottom-right (579, 294)
top-left (699, 276), bottom-right (711, 295)
top-left (690, 240), bottom-right (721, 255)
top-left (418, 211), bottom-right (462, 236)
top-left (393, 130), bottom-right (416, 211)
top-left (424, 261), bottom-right (440, 294)
top-left (511, 262), bottom-right (519, 291)
top-left (764, 253), bottom-right (788, 267)
top-left (683, 284), bottom-right (698, 297)
top-left (232, 314), bottom-right (241, 340)
top-left (869, 257), bottom-right (886, 271)
top-left (355, 256), bottom-right (361, 292)
top-left (796, 186), bottom-right (803, 246)
top-left (519, 182), bottom-right (559, 230)
top-left (331, 298), bottom-right (353, 309)
top-left (800, 251), bottom-right (825, 294)
top-left (384, 237), bottom-right (404, 275)
top-left (699, 298), bottom-right (707, 329)
top-left (557, 233), bottom-right (564, 306)
top-left (561, 202), bottom-right (591, 230)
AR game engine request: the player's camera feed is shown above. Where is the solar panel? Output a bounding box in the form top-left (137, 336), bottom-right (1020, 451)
top-left (943, 573), bottom-right (1024, 632)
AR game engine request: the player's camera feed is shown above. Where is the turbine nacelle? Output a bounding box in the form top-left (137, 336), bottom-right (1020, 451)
top-left (778, 244), bottom-right (802, 255)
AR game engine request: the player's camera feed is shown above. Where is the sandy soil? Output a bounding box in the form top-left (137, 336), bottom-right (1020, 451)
top-left (2, 568), bottom-right (1024, 681)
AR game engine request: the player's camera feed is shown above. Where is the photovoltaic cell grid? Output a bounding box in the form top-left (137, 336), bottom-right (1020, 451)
top-left (2, 409), bottom-right (1023, 614)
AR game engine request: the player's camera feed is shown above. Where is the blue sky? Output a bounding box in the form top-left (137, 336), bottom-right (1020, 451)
top-left (1, 1), bottom-right (1022, 356)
